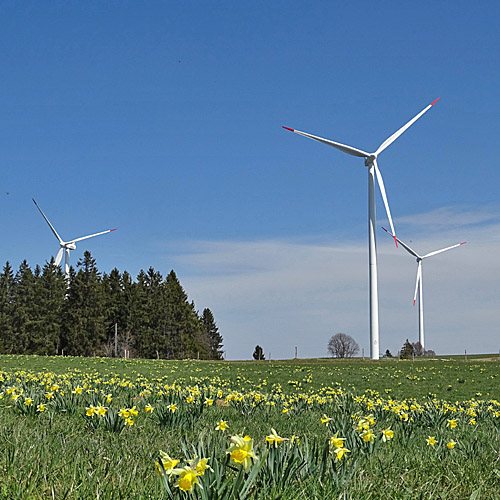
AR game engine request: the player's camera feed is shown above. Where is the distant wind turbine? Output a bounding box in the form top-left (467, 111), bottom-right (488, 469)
top-left (283, 99), bottom-right (439, 359)
top-left (33, 198), bottom-right (117, 279)
top-left (382, 227), bottom-right (466, 350)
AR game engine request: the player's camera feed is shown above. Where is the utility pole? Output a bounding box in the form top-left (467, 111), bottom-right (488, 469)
top-left (294, 346), bottom-right (298, 359)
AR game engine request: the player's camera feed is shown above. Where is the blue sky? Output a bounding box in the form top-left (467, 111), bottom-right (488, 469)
top-left (1, 1), bottom-right (499, 359)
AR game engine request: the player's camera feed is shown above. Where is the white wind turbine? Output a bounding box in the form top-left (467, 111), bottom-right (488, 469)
top-left (33, 198), bottom-right (117, 279)
top-left (382, 227), bottom-right (466, 350)
top-left (283, 98), bottom-right (439, 359)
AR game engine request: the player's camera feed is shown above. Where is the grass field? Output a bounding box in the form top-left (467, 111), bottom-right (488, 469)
top-left (1, 354), bottom-right (499, 499)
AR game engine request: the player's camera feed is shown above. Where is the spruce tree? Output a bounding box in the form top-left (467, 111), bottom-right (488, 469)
top-left (34, 259), bottom-right (66, 354)
top-left (0, 262), bottom-right (15, 353)
top-left (61, 251), bottom-right (106, 356)
top-left (12, 260), bottom-right (37, 353)
top-left (202, 308), bottom-right (223, 360)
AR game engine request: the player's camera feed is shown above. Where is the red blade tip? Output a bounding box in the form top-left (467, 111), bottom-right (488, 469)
top-left (282, 126), bottom-right (294, 132)
top-left (413, 300), bottom-right (416, 306)
top-left (430, 98), bottom-right (440, 106)
top-left (460, 242), bottom-right (467, 245)
top-left (394, 236), bottom-right (398, 248)
top-left (110, 228), bottom-right (118, 232)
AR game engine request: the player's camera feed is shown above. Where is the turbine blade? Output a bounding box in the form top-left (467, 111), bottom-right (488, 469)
top-left (32, 198), bottom-right (64, 243)
top-left (282, 126), bottom-right (369, 158)
top-left (55, 247), bottom-right (64, 266)
top-left (373, 160), bottom-right (397, 247)
top-left (375, 98), bottom-right (440, 156)
top-left (381, 227), bottom-right (421, 258)
top-left (422, 241), bottom-right (466, 259)
top-left (413, 261), bottom-right (422, 306)
top-left (70, 228), bottom-right (117, 244)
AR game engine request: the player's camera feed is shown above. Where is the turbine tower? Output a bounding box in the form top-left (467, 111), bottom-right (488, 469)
top-left (382, 227), bottom-right (466, 350)
top-left (33, 198), bottom-right (117, 280)
top-left (283, 99), bottom-right (439, 359)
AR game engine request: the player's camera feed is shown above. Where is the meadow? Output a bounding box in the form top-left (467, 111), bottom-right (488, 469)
top-left (0, 354), bottom-right (499, 499)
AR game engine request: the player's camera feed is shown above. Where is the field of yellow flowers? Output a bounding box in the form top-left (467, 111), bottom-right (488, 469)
top-left (0, 354), bottom-right (499, 499)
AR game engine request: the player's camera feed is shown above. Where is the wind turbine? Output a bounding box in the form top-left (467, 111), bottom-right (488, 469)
top-left (33, 198), bottom-right (117, 280)
top-left (382, 227), bottom-right (466, 350)
top-left (283, 99), bottom-right (439, 359)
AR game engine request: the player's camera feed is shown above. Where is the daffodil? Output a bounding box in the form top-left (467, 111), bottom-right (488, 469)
top-left (426, 436), bottom-right (437, 446)
top-left (215, 420), bottom-right (228, 431)
top-left (119, 408), bottom-right (130, 418)
top-left (24, 398), bottom-right (33, 406)
top-left (168, 403), bottom-right (177, 413)
top-left (321, 414), bottom-right (332, 425)
top-left (158, 451), bottom-right (180, 474)
top-left (227, 435), bottom-right (257, 471)
top-left (447, 440), bottom-right (456, 450)
top-left (361, 429), bottom-right (375, 443)
top-left (334, 447), bottom-right (350, 461)
top-left (145, 404), bottom-right (154, 413)
top-left (381, 428), bottom-right (394, 442)
top-left (266, 428), bottom-right (287, 447)
top-left (172, 466), bottom-right (202, 492)
top-left (189, 457), bottom-right (213, 476)
top-left (37, 403), bottom-right (45, 412)
top-left (86, 405), bottom-right (96, 417)
top-left (447, 419), bottom-right (457, 429)
top-left (329, 433), bottom-right (345, 449)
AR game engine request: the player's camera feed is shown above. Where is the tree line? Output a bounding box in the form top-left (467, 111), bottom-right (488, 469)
top-left (0, 251), bottom-right (223, 360)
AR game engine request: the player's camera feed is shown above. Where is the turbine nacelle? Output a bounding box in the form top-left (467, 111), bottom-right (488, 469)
top-left (364, 154), bottom-right (377, 166)
top-left (63, 242), bottom-right (77, 250)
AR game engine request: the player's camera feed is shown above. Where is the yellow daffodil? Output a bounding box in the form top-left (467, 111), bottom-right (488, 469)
top-left (321, 414), bottom-right (332, 425)
top-left (86, 405), bottom-right (96, 417)
top-left (119, 408), bottom-right (130, 418)
top-left (426, 436), bottom-right (437, 446)
top-left (227, 435), bottom-right (257, 471)
top-left (447, 440), bottom-right (456, 450)
top-left (215, 420), bottom-right (229, 431)
top-left (381, 428), bottom-right (394, 442)
top-left (329, 433), bottom-right (345, 449)
top-left (37, 403), bottom-right (46, 412)
top-left (447, 419), bottom-right (457, 429)
top-left (361, 429), bottom-right (375, 443)
top-left (24, 398), bottom-right (33, 406)
top-left (168, 404), bottom-right (177, 413)
top-left (265, 428), bottom-right (287, 447)
top-left (157, 451), bottom-right (180, 474)
top-left (145, 404), bottom-right (154, 413)
top-left (189, 457), bottom-right (213, 476)
top-left (334, 447), bottom-right (350, 461)
top-left (172, 466), bottom-right (201, 493)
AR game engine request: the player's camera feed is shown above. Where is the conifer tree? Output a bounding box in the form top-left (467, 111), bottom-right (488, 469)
top-left (35, 259), bottom-right (66, 354)
top-left (61, 251), bottom-right (106, 356)
top-left (203, 308), bottom-right (223, 360)
top-left (0, 262), bottom-right (15, 353)
top-left (12, 260), bottom-right (37, 353)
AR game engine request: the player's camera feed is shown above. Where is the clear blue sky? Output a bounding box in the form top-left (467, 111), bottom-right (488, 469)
top-left (1, 1), bottom-right (499, 359)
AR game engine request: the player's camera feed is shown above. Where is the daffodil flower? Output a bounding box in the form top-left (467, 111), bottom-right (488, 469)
top-left (172, 466), bottom-right (202, 492)
top-left (265, 428), bottom-right (287, 447)
top-left (447, 440), bottom-right (456, 450)
top-left (158, 451), bottom-right (180, 474)
top-left (215, 420), bottom-right (228, 431)
top-left (381, 428), bottom-right (394, 442)
top-left (426, 436), bottom-right (437, 446)
top-left (227, 435), bottom-right (257, 471)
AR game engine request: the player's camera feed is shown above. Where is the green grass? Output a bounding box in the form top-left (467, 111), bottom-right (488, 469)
top-left (1, 354), bottom-right (499, 499)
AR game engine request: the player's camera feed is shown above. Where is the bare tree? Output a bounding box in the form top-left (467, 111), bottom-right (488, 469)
top-left (412, 341), bottom-right (424, 357)
top-left (327, 333), bottom-right (359, 359)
